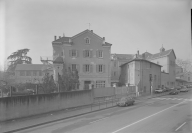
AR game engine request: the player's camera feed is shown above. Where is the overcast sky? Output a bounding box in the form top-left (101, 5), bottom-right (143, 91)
top-left (0, 0), bottom-right (191, 69)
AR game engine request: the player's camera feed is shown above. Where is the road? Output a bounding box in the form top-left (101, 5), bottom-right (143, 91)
top-left (12, 90), bottom-right (192, 133)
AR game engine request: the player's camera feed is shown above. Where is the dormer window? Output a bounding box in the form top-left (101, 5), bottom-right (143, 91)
top-left (85, 38), bottom-right (90, 44)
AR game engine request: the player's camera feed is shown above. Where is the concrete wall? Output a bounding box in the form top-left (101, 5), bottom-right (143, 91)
top-left (93, 87), bottom-right (115, 98)
top-left (0, 90), bottom-right (93, 121)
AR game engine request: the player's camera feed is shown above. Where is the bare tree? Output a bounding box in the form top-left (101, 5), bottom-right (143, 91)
top-left (176, 58), bottom-right (192, 72)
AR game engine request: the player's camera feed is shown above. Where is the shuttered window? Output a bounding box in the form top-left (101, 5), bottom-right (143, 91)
top-left (69, 49), bottom-right (78, 57)
top-left (96, 64), bottom-right (105, 73)
top-left (83, 64), bottom-right (93, 73)
top-left (83, 50), bottom-right (92, 58)
top-left (96, 50), bottom-right (103, 58)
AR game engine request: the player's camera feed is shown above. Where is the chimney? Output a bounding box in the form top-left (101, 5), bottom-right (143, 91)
top-left (137, 50), bottom-right (139, 55)
top-left (54, 36), bottom-right (57, 41)
top-left (91, 30), bottom-right (93, 32)
top-left (103, 37), bottom-right (105, 44)
top-left (59, 36), bottom-right (61, 39)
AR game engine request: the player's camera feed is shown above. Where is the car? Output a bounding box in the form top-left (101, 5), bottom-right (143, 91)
top-left (163, 87), bottom-right (171, 92)
top-left (117, 97), bottom-right (135, 107)
top-left (155, 88), bottom-right (163, 93)
top-left (180, 87), bottom-right (189, 92)
top-left (169, 89), bottom-right (179, 95)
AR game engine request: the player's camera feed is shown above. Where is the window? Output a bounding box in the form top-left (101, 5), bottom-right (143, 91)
top-left (20, 71), bottom-right (25, 76)
top-left (96, 64), bottom-right (105, 73)
top-left (83, 64), bottom-right (92, 73)
top-left (96, 81), bottom-right (105, 88)
top-left (84, 50), bottom-right (90, 57)
top-left (98, 50), bottom-right (103, 58)
top-left (33, 71), bottom-right (37, 76)
top-left (72, 64), bottom-right (77, 71)
top-left (72, 50), bottom-right (77, 57)
top-left (85, 38), bottom-right (90, 44)
top-left (26, 71), bottom-right (31, 76)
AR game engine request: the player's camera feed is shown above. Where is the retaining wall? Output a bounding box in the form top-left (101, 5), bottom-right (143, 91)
top-left (0, 90), bottom-right (93, 121)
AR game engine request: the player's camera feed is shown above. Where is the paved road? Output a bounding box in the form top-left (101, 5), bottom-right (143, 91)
top-left (14, 90), bottom-right (192, 133)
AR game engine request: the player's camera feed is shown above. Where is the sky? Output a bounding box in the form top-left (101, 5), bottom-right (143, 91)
top-left (0, 0), bottom-right (191, 69)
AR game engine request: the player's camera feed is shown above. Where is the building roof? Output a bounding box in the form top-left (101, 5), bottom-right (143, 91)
top-left (52, 29), bottom-right (112, 46)
top-left (52, 37), bottom-right (71, 43)
top-left (15, 64), bottom-right (53, 71)
top-left (112, 54), bottom-right (134, 60)
top-left (103, 42), bottom-right (112, 46)
top-left (147, 49), bottom-right (176, 60)
top-left (120, 57), bottom-right (162, 67)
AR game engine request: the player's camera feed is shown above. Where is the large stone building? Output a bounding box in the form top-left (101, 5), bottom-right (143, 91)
top-left (52, 29), bottom-right (112, 90)
top-left (119, 55), bottom-right (161, 95)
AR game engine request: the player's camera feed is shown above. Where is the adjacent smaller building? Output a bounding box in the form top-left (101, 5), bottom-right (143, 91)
top-left (119, 55), bottom-right (161, 95)
top-left (15, 64), bottom-right (53, 83)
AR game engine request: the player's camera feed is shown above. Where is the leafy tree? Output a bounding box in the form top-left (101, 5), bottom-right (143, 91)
top-left (41, 73), bottom-right (57, 93)
top-left (59, 64), bottom-right (80, 92)
top-left (7, 49), bottom-right (32, 74)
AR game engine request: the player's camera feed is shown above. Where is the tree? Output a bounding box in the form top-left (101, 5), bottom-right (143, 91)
top-left (176, 58), bottom-right (192, 72)
top-left (59, 64), bottom-right (80, 92)
top-left (41, 73), bottom-right (57, 93)
top-left (7, 49), bottom-right (32, 74)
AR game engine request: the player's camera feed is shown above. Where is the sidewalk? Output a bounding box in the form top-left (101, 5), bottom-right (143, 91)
top-left (0, 92), bottom-right (168, 133)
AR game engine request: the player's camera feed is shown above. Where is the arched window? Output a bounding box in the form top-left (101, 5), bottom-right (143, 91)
top-left (85, 38), bottom-right (90, 44)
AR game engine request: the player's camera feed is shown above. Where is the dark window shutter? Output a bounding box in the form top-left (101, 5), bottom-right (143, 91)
top-left (90, 50), bottom-right (93, 58)
top-left (76, 50), bottom-right (79, 57)
top-left (96, 50), bottom-right (99, 58)
top-left (69, 50), bottom-right (72, 57)
top-left (76, 64), bottom-right (80, 72)
top-left (83, 64), bottom-right (85, 72)
top-left (103, 65), bottom-right (105, 73)
top-left (83, 50), bottom-right (85, 58)
top-left (96, 64), bottom-right (99, 73)
top-left (90, 64), bottom-right (93, 73)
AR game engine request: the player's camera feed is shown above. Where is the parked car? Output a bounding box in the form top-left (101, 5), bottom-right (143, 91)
top-left (169, 89), bottom-right (179, 95)
top-left (155, 88), bottom-right (163, 93)
top-left (163, 87), bottom-right (171, 92)
top-left (180, 87), bottom-right (189, 92)
top-left (117, 97), bottom-right (135, 107)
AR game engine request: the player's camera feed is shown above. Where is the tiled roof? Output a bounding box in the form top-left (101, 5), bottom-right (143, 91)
top-left (120, 58), bottom-right (162, 67)
top-left (114, 54), bottom-right (134, 60)
top-left (15, 64), bottom-right (53, 71)
top-left (147, 49), bottom-right (173, 60)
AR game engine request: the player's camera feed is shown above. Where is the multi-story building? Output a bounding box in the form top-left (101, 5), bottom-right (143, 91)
top-left (119, 55), bottom-right (161, 95)
top-left (52, 29), bottom-right (112, 90)
top-left (110, 54), bottom-right (133, 86)
top-left (15, 64), bottom-right (53, 83)
top-left (145, 47), bottom-right (176, 88)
